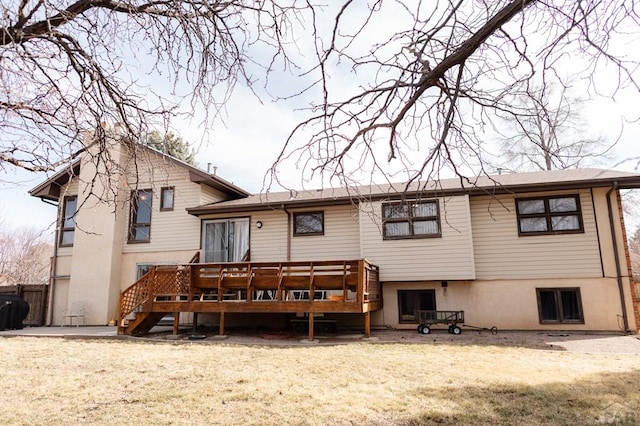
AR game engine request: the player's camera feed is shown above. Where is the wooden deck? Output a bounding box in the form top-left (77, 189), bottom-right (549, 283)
top-left (118, 257), bottom-right (381, 340)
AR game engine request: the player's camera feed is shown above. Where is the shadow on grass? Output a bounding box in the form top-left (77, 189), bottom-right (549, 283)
top-left (401, 369), bottom-right (640, 425)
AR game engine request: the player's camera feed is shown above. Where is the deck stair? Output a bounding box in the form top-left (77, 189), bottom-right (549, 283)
top-left (120, 312), bottom-right (166, 336)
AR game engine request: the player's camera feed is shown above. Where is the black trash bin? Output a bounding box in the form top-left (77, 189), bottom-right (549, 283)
top-left (0, 295), bottom-right (30, 330)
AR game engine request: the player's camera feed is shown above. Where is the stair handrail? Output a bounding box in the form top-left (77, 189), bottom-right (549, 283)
top-left (119, 272), bottom-right (152, 325)
top-left (119, 251), bottom-right (200, 326)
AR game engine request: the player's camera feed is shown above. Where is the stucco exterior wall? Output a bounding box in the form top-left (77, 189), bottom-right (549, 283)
top-left (381, 277), bottom-right (633, 331)
top-left (50, 278), bottom-right (70, 326)
top-left (54, 254), bottom-right (73, 277)
top-left (66, 141), bottom-right (127, 325)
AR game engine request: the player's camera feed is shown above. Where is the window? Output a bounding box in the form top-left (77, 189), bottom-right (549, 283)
top-left (536, 288), bottom-right (584, 324)
top-left (293, 212), bottom-right (324, 236)
top-left (398, 290), bottom-right (436, 323)
top-left (128, 189), bottom-right (153, 243)
top-left (136, 262), bottom-right (176, 280)
top-left (516, 195), bottom-right (583, 235)
top-left (382, 200), bottom-right (440, 239)
top-left (202, 218), bottom-right (250, 262)
top-left (160, 187), bottom-right (174, 211)
top-left (60, 196), bottom-right (77, 247)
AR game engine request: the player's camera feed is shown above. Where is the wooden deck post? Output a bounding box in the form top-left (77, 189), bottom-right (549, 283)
top-left (364, 311), bottom-right (371, 338)
top-left (192, 312), bottom-right (198, 332)
top-left (308, 313), bottom-right (314, 341)
top-left (173, 312), bottom-right (180, 335)
top-left (219, 311), bottom-right (225, 336)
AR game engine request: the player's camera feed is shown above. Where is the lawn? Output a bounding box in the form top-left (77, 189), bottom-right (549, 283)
top-left (1, 336), bottom-right (638, 425)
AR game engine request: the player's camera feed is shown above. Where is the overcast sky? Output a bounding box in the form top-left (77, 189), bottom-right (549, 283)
top-left (1, 2), bottom-right (639, 233)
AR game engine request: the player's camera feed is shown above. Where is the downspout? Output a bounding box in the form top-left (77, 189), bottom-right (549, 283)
top-left (46, 201), bottom-right (60, 326)
top-left (282, 204), bottom-right (291, 261)
top-left (606, 183), bottom-right (630, 332)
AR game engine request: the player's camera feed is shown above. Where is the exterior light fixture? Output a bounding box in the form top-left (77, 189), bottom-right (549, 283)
top-left (256, 221), bottom-right (263, 229)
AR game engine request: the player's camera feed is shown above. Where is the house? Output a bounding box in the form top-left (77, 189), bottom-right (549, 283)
top-left (30, 139), bottom-right (640, 337)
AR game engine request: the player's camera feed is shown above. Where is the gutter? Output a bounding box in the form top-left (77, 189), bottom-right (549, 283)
top-left (606, 182), bottom-right (630, 332)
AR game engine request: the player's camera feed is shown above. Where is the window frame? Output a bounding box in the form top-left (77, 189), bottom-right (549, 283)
top-left (160, 187), bottom-right (175, 212)
top-left (59, 195), bottom-right (78, 247)
top-left (293, 211), bottom-right (325, 237)
top-left (382, 199), bottom-right (441, 240)
top-left (536, 287), bottom-right (584, 324)
top-left (201, 217), bottom-right (251, 262)
top-left (397, 289), bottom-right (437, 324)
top-left (128, 189), bottom-right (153, 244)
top-left (515, 194), bottom-right (584, 236)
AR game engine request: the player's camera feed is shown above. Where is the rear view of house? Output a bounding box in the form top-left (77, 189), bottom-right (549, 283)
top-left (30, 139), bottom-right (640, 336)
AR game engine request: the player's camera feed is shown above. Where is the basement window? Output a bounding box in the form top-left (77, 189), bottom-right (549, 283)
top-left (398, 289), bottom-right (436, 324)
top-left (536, 288), bottom-right (584, 324)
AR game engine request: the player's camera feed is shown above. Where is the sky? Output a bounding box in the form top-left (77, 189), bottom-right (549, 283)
top-left (1, 2), bottom-right (639, 234)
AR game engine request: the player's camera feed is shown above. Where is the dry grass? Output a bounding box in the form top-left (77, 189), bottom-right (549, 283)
top-left (1, 336), bottom-right (639, 425)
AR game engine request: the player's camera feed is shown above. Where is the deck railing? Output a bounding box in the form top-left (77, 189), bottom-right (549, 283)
top-left (119, 258), bottom-right (380, 326)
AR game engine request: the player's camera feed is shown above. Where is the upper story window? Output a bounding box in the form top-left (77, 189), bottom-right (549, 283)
top-left (516, 195), bottom-right (583, 235)
top-left (59, 196), bottom-right (77, 247)
top-left (293, 212), bottom-right (324, 236)
top-left (382, 200), bottom-right (440, 240)
top-left (128, 189), bottom-right (152, 243)
top-left (160, 187), bottom-right (174, 211)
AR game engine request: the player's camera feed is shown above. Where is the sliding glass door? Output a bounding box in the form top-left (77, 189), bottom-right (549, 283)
top-left (202, 218), bottom-right (250, 262)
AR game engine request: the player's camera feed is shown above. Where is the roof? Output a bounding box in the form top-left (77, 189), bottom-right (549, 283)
top-left (187, 168), bottom-right (640, 215)
top-left (29, 144), bottom-right (250, 202)
top-left (28, 159), bottom-right (82, 202)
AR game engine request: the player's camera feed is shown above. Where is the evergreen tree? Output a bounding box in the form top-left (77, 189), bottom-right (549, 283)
top-left (144, 131), bottom-right (197, 166)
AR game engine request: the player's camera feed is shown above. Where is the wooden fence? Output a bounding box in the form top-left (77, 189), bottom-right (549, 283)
top-left (0, 284), bottom-right (48, 326)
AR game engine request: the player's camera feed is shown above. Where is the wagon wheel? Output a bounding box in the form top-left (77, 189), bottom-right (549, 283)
top-left (451, 326), bottom-right (462, 335)
top-left (417, 324), bottom-right (424, 334)
top-left (447, 325), bottom-right (454, 334)
top-left (419, 325), bottom-right (431, 335)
